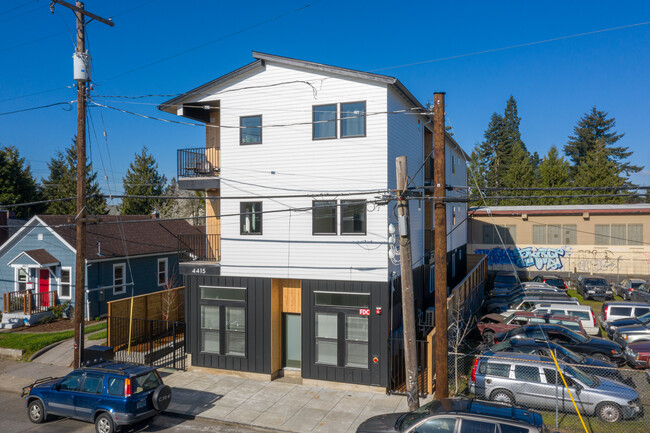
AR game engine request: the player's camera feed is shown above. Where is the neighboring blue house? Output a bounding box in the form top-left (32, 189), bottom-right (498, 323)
top-left (0, 215), bottom-right (202, 325)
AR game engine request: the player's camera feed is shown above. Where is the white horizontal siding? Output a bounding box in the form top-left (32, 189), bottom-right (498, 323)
top-left (446, 141), bottom-right (468, 251)
top-left (201, 63), bottom-right (390, 282)
top-left (386, 88), bottom-right (426, 274)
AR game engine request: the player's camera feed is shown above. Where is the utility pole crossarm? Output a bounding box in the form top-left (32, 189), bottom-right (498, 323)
top-left (51, 0), bottom-right (115, 26)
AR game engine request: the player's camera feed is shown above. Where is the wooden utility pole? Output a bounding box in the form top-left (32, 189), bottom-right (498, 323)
top-left (50, 0), bottom-right (113, 369)
top-left (433, 92), bottom-right (449, 399)
top-left (395, 156), bottom-right (419, 411)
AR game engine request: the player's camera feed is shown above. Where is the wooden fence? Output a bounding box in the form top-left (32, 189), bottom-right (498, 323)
top-left (426, 254), bottom-right (487, 394)
top-left (108, 287), bottom-right (184, 348)
top-left (2, 290), bottom-right (57, 314)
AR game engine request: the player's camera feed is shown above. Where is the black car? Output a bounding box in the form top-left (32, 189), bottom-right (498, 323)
top-left (577, 276), bottom-right (613, 301)
top-left (492, 271), bottom-right (520, 290)
top-left (532, 274), bottom-right (567, 291)
top-left (486, 337), bottom-right (635, 387)
top-left (605, 311), bottom-right (650, 339)
top-left (492, 324), bottom-right (625, 365)
top-left (356, 397), bottom-right (551, 433)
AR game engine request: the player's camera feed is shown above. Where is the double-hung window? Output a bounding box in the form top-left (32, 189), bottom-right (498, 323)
top-left (240, 202), bottom-right (262, 235)
top-left (17, 268), bottom-right (28, 291)
top-left (157, 258), bottom-right (168, 286)
top-left (312, 200), bottom-right (337, 235)
top-left (200, 286), bottom-right (246, 357)
top-left (60, 267), bottom-right (71, 299)
top-left (240, 115), bottom-right (262, 144)
top-left (341, 200), bottom-right (366, 235)
top-left (113, 263), bottom-right (126, 295)
top-left (314, 292), bottom-right (370, 369)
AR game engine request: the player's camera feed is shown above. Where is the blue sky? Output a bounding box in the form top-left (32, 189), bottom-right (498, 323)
top-left (1, 0), bottom-right (649, 198)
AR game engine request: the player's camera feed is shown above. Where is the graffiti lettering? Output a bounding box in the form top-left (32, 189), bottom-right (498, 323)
top-left (574, 249), bottom-right (618, 273)
top-left (475, 247), bottom-right (569, 271)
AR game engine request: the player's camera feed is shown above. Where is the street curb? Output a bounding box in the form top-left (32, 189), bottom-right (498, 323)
top-left (28, 339), bottom-right (68, 362)
top-left (164, 410), bottom-right (289, 432)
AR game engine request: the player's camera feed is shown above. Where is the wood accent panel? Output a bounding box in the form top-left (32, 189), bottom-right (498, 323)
top-left (205, 188), bottom-right (221, 261)
top-left (206, 104), bottom-right (220, 151)
top-left (270, 280), bottom-right (282, 373)
top-left (107, 286), bottom-right (184, 321)
top-left (280, 279), bottom-right (302, 314)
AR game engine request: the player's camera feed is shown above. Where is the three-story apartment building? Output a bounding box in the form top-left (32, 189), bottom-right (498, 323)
top-left (159, 52), bottom-right (468, 388)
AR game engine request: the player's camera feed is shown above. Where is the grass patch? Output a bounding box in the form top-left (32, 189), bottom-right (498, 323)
top-left (0, 331), bottom-right (73, 360)
top-left (85, 322), bottom-right (107, 333)
top-left (540, 409), bottom-right (646, 433)
top-left (0, 321), bottom-right (108, 360)
top-left (87, 330), bottom-right (107, 341)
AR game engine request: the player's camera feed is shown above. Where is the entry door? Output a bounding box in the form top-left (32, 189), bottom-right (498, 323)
top-left (39, 269), bottom-right (50, 307)
top-left (283, 313), bottom-right (301, 368)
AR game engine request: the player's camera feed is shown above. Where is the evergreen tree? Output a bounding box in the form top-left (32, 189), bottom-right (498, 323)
top-left (120, 146), bottom-right (167, 215)
top-left (501, 143), bottom-right (535, 205)
top-left (564, 107), bottom-right (642, 178)
top-left (479, 112), bottom-right (506, 190)
top-left (502, 95), bottom-right (527, 153)
top-left (42, 138), bottom-right (106, 215)
top-left (573, 145), bottom-right (627, 204)
top-left (536, 146), bottom-right (571, 205)
top-left (0, 145), bottom-right (41, 218)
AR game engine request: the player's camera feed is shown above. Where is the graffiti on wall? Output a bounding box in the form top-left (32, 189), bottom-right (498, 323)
top-left (573, 249), bottom-right (618, 273)
top-left (475, 247), bottom-right (569, 271)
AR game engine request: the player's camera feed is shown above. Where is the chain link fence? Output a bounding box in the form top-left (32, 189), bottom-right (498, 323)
top-left (448, 351), bottom-right (650, 433)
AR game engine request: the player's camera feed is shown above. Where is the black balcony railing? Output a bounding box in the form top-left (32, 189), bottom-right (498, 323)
top-left (177, 147), bottom-right (219, 178)
top-left (178, 233), bottom-right (220, 262)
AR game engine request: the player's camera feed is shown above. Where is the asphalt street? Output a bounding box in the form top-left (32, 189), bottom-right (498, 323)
top-left (0, 391), bottom-right (278, 433)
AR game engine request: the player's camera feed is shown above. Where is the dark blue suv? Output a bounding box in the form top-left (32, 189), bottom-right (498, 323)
top-left (22, 361), bottom-right (172, 433)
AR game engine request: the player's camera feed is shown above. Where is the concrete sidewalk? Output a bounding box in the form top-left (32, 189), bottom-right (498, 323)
top-left (0, 359), bottom-right (420, 433)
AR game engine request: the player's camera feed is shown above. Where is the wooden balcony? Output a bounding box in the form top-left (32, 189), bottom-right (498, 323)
top-left (2, 290), bottom-right (57, 314)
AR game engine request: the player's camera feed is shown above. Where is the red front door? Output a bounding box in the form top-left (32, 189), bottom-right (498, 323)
top-left (39, 269), bottom-right (50, 307)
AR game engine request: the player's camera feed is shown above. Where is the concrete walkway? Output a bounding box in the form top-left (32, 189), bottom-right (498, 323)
top-left (0, 357), bottom-right (420, 433)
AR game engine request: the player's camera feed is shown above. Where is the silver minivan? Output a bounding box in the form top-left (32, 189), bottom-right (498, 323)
top-left (469, 352), bottom-right (642, 423)
top-left (531, 304), bottom-right (599, 336)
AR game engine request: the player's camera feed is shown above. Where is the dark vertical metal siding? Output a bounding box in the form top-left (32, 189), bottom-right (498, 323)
top-left (186, 274), bottom-right (271, 374)
top-left (301, 279), bottom-right (389, 387)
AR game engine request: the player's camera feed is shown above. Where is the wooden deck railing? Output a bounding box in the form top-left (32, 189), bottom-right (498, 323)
top-left (2, 290), bottom-right (57, 314)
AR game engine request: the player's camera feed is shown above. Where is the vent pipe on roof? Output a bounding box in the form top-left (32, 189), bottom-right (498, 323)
top-left (97, 240), bottom-right (102, 257)
top-left (152, 209), bottom-right (160, 219)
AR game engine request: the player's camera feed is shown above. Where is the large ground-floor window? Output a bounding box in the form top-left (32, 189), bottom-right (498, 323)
top-left (314, 291), bottom-right (370, 369)
top-left (200, 286), bottom-right (246, 357)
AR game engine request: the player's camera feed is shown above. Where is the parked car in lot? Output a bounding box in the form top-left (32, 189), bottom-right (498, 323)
top-left (631, 284), bottom-right (650, 303)
top-left (485, 293), bottom-right (574, 314)
top-left (577, 276), bottom-right (613, 301)
top-left (492, 271), bottom-right (520, 290)
top-left (22, 361), bottom-right (172, 433)
top-left (615, 279), bottom-right (647, 300)
top-left (530, 304), bottom-right (599, 336)
top-left (478, 312), bottom-right (585, 344)
top-left (488, 283), bottom-right (562, 299)
top-left (468, 352), bottom-right (642, 423)
top-left (487, 338), bottom-right (635, 387)
top-left (491, 324), bottom-right (626, 365)
top-left (601, 302), bottom-right (650, 337)
top-left (491, 297), bottom-right (578, 316)
top-left (624, 340), bottom-right (650, 369)
top-left (613, 322), bottom-right (650, 346)
top-left (531, 274), bottom-right (568, 291)
top-left (355, 396), bottom-right (553, 433)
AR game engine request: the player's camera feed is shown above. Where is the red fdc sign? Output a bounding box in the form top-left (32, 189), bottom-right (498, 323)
top-left (359, 308), bottom-right (371, 316)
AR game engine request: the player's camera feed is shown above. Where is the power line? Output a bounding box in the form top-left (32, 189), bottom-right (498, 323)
top-left (0, 101), bottom-right (74, 116)
top-left (371, 20), bottom-right (650, 72)
top-left (0, 1), bottom-right (37, 16)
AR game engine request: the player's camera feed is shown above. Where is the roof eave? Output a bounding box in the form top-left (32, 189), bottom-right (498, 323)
top-left (158, 59), bottom-right (265, 114)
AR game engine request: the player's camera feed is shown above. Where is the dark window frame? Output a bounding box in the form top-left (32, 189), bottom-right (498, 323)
top-left (239, 115), bottom-right (263, 145)
top-left (340, 101), bottom-right (367, 138)
top-left (340, 199), bottom-right (367, 235)
top-left (312, 104), bottom-right (337, 140)
top-left (199, 286), bottom-right (247, 358)
top-left (312, 200), bottom-right (337, 235)
top-left (240, 201), bottom-right (263, 235)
